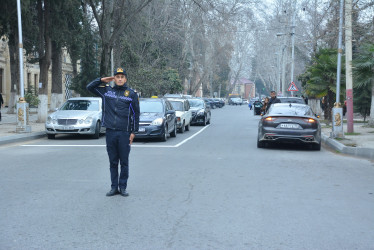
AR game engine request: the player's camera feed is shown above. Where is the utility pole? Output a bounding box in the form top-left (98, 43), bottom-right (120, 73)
top-left (290, 1), bottom-right (296, 97)
top-left (16, 0), bottom-right (31, 133)
top-left (332, 0), bottom-right (344, 138)
top-left (345, 0), bottom-right (354, 133)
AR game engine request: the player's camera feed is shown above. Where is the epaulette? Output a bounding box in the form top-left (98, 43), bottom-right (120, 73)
top-left (98, 84), bottom-right (108, 88)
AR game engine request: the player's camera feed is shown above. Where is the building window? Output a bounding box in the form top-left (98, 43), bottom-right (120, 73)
top-left (0, 68), bottom-right (3, 93)
top-left (27, 73), bottom-right (31, 89)
top-left (34, 74), bottom-right (38, 94)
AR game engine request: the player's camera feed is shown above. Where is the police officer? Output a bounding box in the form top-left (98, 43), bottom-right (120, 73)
top-left (87, 67), bottom-right (140, 197)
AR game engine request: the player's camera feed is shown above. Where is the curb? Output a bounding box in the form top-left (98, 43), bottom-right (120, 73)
top-left (0, 131), bottom-right (46, 146)
top-left (322, 133), bottom-right (374, 160)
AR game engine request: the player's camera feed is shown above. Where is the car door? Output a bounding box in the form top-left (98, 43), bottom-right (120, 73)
top-left (165, 100), bottom-right (175, 133)
top-left (184, 100), bottom-right (192, 124)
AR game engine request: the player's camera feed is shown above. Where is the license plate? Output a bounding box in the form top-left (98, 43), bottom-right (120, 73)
top-left (63, 126), bottom-right (74, 130)
top-left (139, 127), bottom-right (146, 132)
top-left (280, 123), bottom-right (299, 129)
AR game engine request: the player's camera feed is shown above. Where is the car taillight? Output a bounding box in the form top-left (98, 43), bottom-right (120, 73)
top-left (305, 118), bottom-right (316, 123)
top-left (264, 117), bottom-right (276, 121)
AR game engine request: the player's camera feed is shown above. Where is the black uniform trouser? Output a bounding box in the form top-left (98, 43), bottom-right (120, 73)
top-left (105, 129), bottom-right (131, 190)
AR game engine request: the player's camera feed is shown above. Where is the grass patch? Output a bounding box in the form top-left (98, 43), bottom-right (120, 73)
top-left (344, 143), bottom-right (357, 147)
top-left (368, 131), bottom-right (374, 133)
top-left (335, 137), bottom-right (344, 141)
top-left (345, 132), bottom-right (361, 136)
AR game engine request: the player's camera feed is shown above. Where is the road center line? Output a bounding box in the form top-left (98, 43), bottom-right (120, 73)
top-left (21, 125), bottom-right (210, 148)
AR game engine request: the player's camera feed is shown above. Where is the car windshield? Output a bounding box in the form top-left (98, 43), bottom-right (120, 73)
top-left (269, 105), bottom-right (312, 116)
top-left (60, 100), bottom-right (99, 111)
top-left (140, 100), bottom-right (164, 113)
top-left (169, 101), bottom-right (184, 111)
top-left (188, 99), bottom-right (204, 108)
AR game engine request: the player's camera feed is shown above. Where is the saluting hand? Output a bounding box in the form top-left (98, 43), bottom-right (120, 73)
top-left (101, 76), bottom-right (114, 83)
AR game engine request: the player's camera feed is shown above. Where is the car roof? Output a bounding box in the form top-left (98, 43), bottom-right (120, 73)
top-left (166, 98), bottom-right (186, 102)
top-left (272, 103), bottom-right (309, 107)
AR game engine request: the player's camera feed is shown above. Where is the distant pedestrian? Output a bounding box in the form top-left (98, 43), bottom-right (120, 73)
top-left (261, 97), bottom-right (270, 115)
top-left (0, 92), bottom-right (4, 122)
top-left (87, 67), bottom-right (140, 197)
top-left (248, 102), bottom-right (252, 110)
top-left (266, 91), bottom-right (280, 112)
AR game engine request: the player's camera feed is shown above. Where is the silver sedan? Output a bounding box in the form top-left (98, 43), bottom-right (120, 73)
top-left (45, 97), bottom-right (105, 139)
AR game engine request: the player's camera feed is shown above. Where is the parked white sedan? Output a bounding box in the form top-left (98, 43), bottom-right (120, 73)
top-left (167, 98), bottom-right (192, 133)
top-left (45, 97), bottom-right (105, 139)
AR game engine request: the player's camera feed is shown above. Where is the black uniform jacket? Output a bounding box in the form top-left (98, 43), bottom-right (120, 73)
top-left (87, 77), bottom-right (140, 133)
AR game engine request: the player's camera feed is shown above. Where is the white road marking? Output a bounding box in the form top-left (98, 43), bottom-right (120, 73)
top-left (21, 125), bottom-right (210, 148)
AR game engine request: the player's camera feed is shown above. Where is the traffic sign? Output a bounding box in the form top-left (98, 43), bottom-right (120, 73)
top-left (288, 82), bottom-right (299, 91)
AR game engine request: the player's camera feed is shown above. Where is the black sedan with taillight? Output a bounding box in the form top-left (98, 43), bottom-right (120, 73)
top-left (257, 103), bottom-right (321, 150)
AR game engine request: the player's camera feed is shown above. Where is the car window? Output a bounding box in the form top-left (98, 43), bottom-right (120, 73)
top-left (60, 100), bottom-right (99, 111)
top-left (169, 101), bottom-right (184, 111)
top-left (268, 105), bottom-right (312, 116)
top-left (140, 100), bottom-right (164, 113)
top-left (188, 99), bottom-right (204, 108)
top-left (279, 98), bottom-right (305, 104)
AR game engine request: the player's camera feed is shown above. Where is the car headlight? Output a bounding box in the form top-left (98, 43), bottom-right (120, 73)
top-left (84, 117), bottom-right (93, 124)
top-left (47, 116), bottom-right (52, 124)
top-left (151, 118), bottom-right (163, 126)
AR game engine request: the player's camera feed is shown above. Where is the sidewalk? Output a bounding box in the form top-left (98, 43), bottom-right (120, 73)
top-left (0, 107), bottom-right (46, 145)
top-left (321, 119), bottom-right (374, 160)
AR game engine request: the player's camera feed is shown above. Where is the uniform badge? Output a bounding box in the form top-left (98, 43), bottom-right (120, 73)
top-left (125, 90), bottom-right (130, 97)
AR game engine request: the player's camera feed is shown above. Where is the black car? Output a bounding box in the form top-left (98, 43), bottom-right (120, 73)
top-left (136, 98), bottom-right (177, 141)
top-left (188, 98), bottom-right (211, 125)
top-left (253, 101), bottom-right (263, 115)
top-left (203, 98), bottom-right (216, 109)
top-left (212, 98), bottom-right (224, 108)
top-left (278, 97), bottom-right (306, 104)
top-left (257, 103), bottom-right (321, 150)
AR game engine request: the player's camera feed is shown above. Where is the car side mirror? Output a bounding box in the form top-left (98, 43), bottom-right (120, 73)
top-left (315, 114), bottom-right (320, 118)
top-left (166, 110), bottom-right (175, 115)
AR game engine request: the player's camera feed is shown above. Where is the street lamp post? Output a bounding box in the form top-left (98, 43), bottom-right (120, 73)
top-left (332, 0), bottom-right (344, 138)
top-left (16, 0), bottom-right (31, 133)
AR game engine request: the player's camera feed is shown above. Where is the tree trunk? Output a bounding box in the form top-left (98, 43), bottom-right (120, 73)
top-left (368, 83), bottom-right (374, 126)
top-left (7, 36), bottom-right (19, 114)
top-left (51, 41), bottom-right (63, 110)
top-left (37, 0), bottom-right (52, 122)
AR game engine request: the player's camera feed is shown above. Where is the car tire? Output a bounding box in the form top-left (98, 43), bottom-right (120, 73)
top-left (185, 122), bottom-right (190, 131)
top-left (202, 116), bottom-right (207, 126)
top-left (257, 134), bottom-right (265, 148)
top-left (170, 122), bottom-right (177, 137)
top-left (179, 121), bottom-right (185, 133)
top-left (207, 116), bottom-right (211, 124)
top-left (312, 142), bottom-right (321, 151)
top-left (92, 121), bottom-right (101, 139)
top-left (47, 134), bottom-right (55, 139)
top-left (161, 124), bottom-right (168, 142)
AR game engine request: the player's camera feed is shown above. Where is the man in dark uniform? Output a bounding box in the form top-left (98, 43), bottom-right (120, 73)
top-left (87, 67), bottom-right (140, 197)
top-left (265, 90), bottom-right (281, 113)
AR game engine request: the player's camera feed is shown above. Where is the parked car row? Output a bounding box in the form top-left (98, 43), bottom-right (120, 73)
top-left (45, 95), bottom-right (215, 141)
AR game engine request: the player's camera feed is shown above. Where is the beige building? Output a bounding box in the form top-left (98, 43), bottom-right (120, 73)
top-left (0, 38), bottom-right (77, 108)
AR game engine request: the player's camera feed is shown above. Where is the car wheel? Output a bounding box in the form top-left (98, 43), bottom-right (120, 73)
top-left (92, 121), bottom-right (101, 139)
top-left (257, 134), bottom-right (265, 148)
top-left (312, 142), bottom-right (321, 151)
top-left (207, 116), bottom-right (211, 124)
top-left (202, 116), bottom-right (207, 126)
top-left (161, 124), bottom-right (168, 142)
top-left (170, 122), bottom-right (177, 137)
top-left (185, 122), bottom-right (190, 131)
top-left (179, 121), bottom-right (185, 133)
top-left (47, 134), bottom-right (55, 139)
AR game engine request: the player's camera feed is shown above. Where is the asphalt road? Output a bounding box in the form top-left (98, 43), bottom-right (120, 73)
top-left (1, 105), bottom-right (374, 249)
